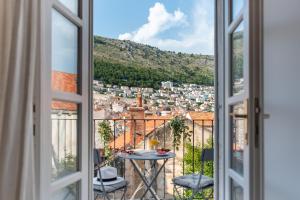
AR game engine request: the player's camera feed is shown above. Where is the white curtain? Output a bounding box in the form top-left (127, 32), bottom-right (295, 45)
top-left (0, 0), bottom-right (39, 199)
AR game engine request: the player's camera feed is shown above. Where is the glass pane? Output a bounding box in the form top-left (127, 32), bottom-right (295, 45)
top-left (231, 179), bottom-right (244, 200)
top-left (51, 181), bottom-right (80, 200)
top-left (51, 100), bottom-right (79, 180)
top-left (231, 22), bottom-right (244, 96)
top-left (231, 0), bottom-right (244, 20)
top-left (230, 102), bottom-right (245, 175)
top-left (58, 0), bottom-right (78, 15)
top-left (52, 9), bottom-right (79, 94)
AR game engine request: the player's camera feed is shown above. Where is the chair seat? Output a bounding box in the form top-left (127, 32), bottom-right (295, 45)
top-left (93, 177), bottom-right (127, 193)
top-left (173, 174), bottom-right (214, 189)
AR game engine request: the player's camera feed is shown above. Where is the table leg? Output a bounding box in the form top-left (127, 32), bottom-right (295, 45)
top-left (130, 159), bottom-right (161, 200)
top-left (128, 161), bottom-right (157, 200)
top-left (129, 181), bottom-right (144, 200)
top-left (140, 159), bottom-right (169, 199)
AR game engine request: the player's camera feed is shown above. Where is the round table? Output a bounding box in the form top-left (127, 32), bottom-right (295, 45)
top-left (118, 151), bottom-right (175, 200)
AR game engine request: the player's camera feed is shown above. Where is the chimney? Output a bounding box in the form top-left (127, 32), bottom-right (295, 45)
top-left (128, 92), bottom-right (145, 146)
top-left (137, 91), bottom-right (142, 107)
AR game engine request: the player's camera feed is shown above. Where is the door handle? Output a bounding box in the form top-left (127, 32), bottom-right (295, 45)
top-left (230, 99), bottom-right (248, 119)
top-left (230, 112), bottom-right (249, 145)
top-left (230, 113), bottom-right (248, 119)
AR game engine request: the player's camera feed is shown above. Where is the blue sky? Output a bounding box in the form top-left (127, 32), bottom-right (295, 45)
top-left (93, 0), bottom-right (215, 55)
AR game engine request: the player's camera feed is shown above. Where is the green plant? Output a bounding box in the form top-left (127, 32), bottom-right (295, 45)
top-left (170, 116), bottom-right (191, 150)
top-left (98, 120), bottom-right (113, 156)
top-left (62, 154), bottom-right (77, 172)
top-left (53, 153), bottom-right (77, 179)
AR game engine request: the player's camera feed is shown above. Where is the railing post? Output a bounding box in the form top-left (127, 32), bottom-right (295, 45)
top-left (144, 119), bottom-right (146, 150)
top-left (93, 120), bottom-right (96, 148)
top-left (163, 119), bottom-right (166, 199)
top-left (192, 120), bottom-right (195, 173)
top-left (123, 119), bottom-right (126, 179)
top-left (202, 120), bottom-right (205, 150)
top-left (113, 119), bottom-right (116, 167)
top-left (133, 119), bottom-right (136, 148)
top-left (57, 119), bottom-right (60, 160)
top-left (182, 120), bottom-right (185, 176)
top-left (211, 120), bottom-right (214, 148)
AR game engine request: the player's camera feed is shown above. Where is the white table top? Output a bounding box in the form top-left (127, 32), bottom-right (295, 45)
top-left (118, 150), bottom-right (175, 160)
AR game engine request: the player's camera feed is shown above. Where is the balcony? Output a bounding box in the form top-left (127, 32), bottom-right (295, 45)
top-left (93, 117), bottom-right (214, 199)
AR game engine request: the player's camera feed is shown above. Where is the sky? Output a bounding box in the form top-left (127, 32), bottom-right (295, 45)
top-left (93, 0), bottom-right (215, 55)
top-left (52, 9), bottom-right (78, 74)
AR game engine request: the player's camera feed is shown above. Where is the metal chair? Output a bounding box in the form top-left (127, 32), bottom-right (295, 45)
top-left (173, 149), bottom-right (214, 200)
top-left (93, 149), bottom-right (127, 200)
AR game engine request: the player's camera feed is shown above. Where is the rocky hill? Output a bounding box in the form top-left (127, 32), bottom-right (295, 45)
top-left (93, 36), bottom-right (214, 89)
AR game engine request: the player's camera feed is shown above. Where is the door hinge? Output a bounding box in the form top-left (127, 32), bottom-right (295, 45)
top-left (254, 97), bottom-right (260, 148)
top-left (245, 132), bottom-right (249, 145)
top-left (33, 124), bottom-right (36, 136)
top-left (33, 104), bottom-right (36, 136)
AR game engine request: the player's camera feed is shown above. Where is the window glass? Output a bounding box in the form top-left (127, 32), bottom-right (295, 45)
top-left (52, 9), bottom-right (79, 94)
top-left (51, 181), bottom-right (80, 200)
top-left (231, 22), bottom-right (244, 96)
top-left (231, 179), bottom-right (244, 200)
top-left (51, 100), bottom-right (79, 180)
top-left (58, 0), bottom-right (78, 15)
top-left (231, 0), bottom-right (244, 20)
top-left (230, 102), bottom-right (245, 175)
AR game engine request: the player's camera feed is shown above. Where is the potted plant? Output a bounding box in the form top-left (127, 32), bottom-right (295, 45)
top-left (170, 116), bottom-right (191, 150)
top-left (98, 120), bottom-right (113, 157)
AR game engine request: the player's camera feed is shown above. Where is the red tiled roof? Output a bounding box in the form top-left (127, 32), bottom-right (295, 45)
top-left (52, 100), bottom-right (77, 111)
top-left (187, 112), bottom-right (214, 126)
top-left (187, 112), bottom-right (214, 120)
top-left (52, 70), bottom-right (78, 93)
top-left (51, 71), bottom-right (78, 111)
top-left (109, 115), bottom-right (172, 149)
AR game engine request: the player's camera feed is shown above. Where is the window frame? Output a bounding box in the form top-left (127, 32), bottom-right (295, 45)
top-left (35, 0), bottom-right (92, 199)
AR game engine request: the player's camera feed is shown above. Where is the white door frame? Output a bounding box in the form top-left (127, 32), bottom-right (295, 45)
top-left (216, 0), bottom-right (262, 199)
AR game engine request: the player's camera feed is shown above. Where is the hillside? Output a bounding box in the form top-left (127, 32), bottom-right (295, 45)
top-left (93, 36), bottom-right (214, 89)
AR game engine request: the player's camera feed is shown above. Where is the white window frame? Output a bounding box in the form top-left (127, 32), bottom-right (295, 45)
top-left (35, 0), bottom-right (92, 199)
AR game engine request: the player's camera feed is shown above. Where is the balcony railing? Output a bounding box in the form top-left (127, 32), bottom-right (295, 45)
top-left (93, 118), bottom-right (214, 199)
top-left (50, 116), bottom-right (214, 199)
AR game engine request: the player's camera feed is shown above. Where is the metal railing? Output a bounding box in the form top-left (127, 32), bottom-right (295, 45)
top-left (93, 118), bottom-right (214, 199)
top-left (50, 117), bottom-right (214, 198)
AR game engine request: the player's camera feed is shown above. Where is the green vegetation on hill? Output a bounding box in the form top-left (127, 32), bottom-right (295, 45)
top-left (93, 36), bottom-right (214, 88)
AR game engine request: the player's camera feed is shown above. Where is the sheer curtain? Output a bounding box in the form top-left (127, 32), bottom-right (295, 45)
top-left (0, 0), bottom-right (39, 199)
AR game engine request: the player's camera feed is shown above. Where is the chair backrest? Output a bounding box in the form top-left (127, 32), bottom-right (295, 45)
top-left (196, 148), bottom-right (214, 188)
top-left (199, 148), bottom-right (214, 177)
top-left (94, 149), bottom-right (101, 165)
top-left (201, 148), bottom-right (214, 162)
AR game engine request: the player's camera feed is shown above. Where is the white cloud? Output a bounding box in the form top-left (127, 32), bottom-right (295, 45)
top-left (118, 33), bottom-right (132, 40)
top-left (118, 1), bottom-right (214, 55)
top-left (118, 2), bottom-right (187, 43)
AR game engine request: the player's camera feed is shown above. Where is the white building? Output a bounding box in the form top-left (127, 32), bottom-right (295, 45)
top-left (161, 81), bottom-right (173, 89)
top-left (112, 102), bottom-right (124, 113)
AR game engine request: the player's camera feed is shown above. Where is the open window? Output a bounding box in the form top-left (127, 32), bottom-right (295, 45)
top-left (35, 0), bottom-right (92, 199)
